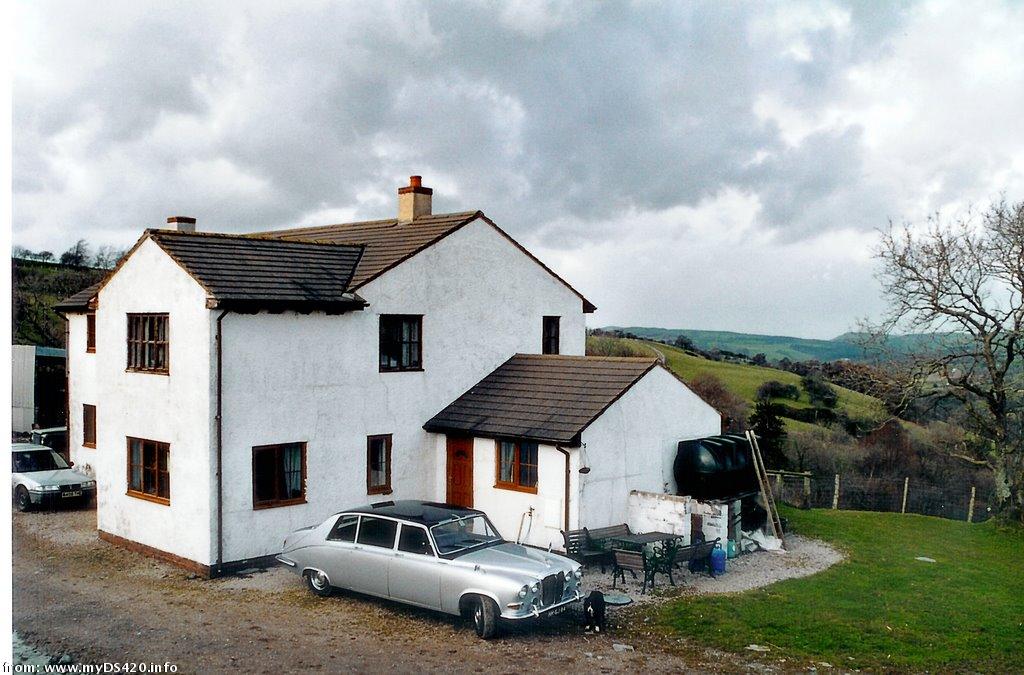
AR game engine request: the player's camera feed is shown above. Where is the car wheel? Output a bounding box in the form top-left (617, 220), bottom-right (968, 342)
top-left (304, 569), bottom-right (332, 597)
top-left (471, 595), bottom-right (499, 640)
top-left (14, 486), bottom-right (31, 512)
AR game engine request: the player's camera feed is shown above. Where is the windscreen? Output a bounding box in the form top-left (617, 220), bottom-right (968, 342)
top-left (430, 515), bottom-right (503, 556)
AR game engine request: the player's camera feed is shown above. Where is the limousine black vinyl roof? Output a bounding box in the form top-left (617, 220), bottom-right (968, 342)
top-left (345, 500), bottom-right (483, 525)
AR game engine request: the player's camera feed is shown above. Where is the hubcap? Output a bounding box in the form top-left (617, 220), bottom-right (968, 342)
top-left (474, 605), bottom-right (482, 628)
top-left (311, 571), bottom-right (327, 590)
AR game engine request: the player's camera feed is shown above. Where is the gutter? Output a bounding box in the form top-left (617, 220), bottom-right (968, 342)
top-left (555, 446), bottom-right (571, 533)
top-left (215, 309), bottom-right (229, 574)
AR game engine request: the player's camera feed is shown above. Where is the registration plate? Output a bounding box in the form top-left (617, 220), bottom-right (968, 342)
top-left (62, 490), bottom-right (83, 498)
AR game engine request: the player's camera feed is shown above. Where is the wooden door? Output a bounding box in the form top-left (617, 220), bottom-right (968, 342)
top-left (446, 436), bottom-right (474, 508)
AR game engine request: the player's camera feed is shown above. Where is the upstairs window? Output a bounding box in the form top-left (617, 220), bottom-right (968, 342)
top-left (127, 313), bottom-right (169, 374)
top-left (252, 442), bottom-right (306, 509)
top-left (496, 439), bottom-right (539, 493)
top-left (379, 315), bottom-right (422, 371)
top-left (83, 404), bottom-right (96, 448)
top-left (542, 316), bottom-right (560, 355)
top-left (127, 437), bottom-right (170, 504)
top-left (367, 434), bottom-right (392, 495)
top-left (86, 312), bottom-right (96, 353)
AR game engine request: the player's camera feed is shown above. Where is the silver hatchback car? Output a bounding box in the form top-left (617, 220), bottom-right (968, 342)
top-left (12, 443), bottom-right (96, 511)
top-left (277, 500), bottom-right (584, 638)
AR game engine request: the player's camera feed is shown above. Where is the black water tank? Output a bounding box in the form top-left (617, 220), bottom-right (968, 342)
top-left (673, 435), bottom-right (759, 500)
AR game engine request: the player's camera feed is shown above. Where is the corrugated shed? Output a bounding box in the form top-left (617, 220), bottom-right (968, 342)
top-left (423, 354), bottom-right (658, 445)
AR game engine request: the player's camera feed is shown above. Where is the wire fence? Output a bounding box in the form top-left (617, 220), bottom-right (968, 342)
top-left (766, 471), bottom-right (991, 522)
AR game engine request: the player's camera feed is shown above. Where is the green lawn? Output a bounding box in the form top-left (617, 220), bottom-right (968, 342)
top-left (660, 508), bottom-right (1024, 671)
top-left (644, 341), bottom-right (887, 422)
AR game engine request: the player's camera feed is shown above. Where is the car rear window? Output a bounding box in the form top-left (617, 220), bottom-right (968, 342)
top-left (398, 525), bottom-right (434, 556)
top-left (327, 514), bottom-right (358, 542)
top-left (356, 516), bottom-right (397, 549)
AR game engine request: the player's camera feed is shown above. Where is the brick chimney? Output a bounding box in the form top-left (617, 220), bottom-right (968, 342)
top-left (397, 175), bottom-right (432, 222)
top-left (167, 216), bottom-right (196, 233)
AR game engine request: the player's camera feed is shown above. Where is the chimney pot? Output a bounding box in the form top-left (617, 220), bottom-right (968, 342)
top-left (167, 216), bottom-right (197, 233)
top-left (397, 175), bottom-right (432, 222)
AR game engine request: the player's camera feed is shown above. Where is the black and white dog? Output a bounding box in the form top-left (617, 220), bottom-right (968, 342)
top-left (583, 590), bottom-right (607, 633)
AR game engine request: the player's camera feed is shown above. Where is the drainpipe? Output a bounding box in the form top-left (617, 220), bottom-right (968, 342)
top-left (215, 310), bottom-right (229, 574)
top-left (556, 446), bottom-right (571, 533)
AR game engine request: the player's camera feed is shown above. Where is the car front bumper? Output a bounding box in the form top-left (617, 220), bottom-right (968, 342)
top-left (500, 588), bottom-right (584, 620)
top-left (29, 487), bottom-right (95, 508)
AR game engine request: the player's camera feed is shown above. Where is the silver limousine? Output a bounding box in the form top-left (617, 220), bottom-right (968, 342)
top-left (277, 500), bottom-right (584, 638)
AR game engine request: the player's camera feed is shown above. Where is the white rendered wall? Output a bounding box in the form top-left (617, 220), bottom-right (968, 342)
top-left (67, 314), bottom-right (98, 475)
top-left (85, 239), bottom-right (214, 566)
top-left (12, 345), bottom-right (35, 433)
top-left (219, 217), bottom-right (588, 562)
top-left (578, 367), bottom-right (721, 530)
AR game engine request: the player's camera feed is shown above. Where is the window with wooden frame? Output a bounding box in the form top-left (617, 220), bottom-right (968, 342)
top-left (495, 439), bottom-right (539, 493)
top-left (82, 404), bottom-right (96, 448)
top-left (367, 434), bottom-right (392, 495)
top-left (379, 315), bottom-right (422, 371)
top-left (126, 313), bottom-right (169, 373)
top-left (542, 316), bottom-right (560, 355)
top-left (127, 437), bottom-right (170, 504)
top-left (86, 312), bottom-right (96, 353)
top-left (252, 442), bottom-right (306, 509)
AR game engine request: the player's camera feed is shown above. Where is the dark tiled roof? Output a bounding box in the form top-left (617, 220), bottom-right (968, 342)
top-left (423, 354), bottom-right (658, 445)
top-left (150, 230), bottom-right (367, 312)
top-left (256, 211), bottom-right (596, 312)
top-left (54, 282), bottom-right (103, 312)
top-left (256, 212), bottom-right (479, 288)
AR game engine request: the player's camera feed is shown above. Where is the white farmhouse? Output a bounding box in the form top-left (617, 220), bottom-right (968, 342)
top-left (57, 177), bottom-right (720, 576)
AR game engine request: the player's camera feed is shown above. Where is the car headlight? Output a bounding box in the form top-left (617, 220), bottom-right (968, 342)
top-left (82, 480), bottom-right (96, 488)
top-left (574, 567), bottom-right (584, 580)
top-left (41, 485), bottom-right (60, 492)
top-left (530, 582), bottom-right (540, 594)
top-left (518, 585), bottom-right (529, 599)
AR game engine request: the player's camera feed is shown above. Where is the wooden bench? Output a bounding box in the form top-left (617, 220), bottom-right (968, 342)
top-left (584, 524), bottom-right (631, 548)
top-left (672, 538), bottom-right (720, 577)
top-left (560, 529), bottom-right (610, 571)
top-left (611, 548), bottom-right (656, 594)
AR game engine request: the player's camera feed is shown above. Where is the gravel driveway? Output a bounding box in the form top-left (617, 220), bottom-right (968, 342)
top-left (12, 510), bottom-right (838, 673)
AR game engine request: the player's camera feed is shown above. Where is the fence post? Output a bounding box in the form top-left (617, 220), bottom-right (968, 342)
top-left (774, 473), bottom-right (782, 499)
top-left (832, 473), bottom-right (840, 510)
top-left (968, 486), bottom-right (976, 523)
top-left (901, 477), bottom-right (909, 514)
top-left (803, 475), bottom-right (811, 506)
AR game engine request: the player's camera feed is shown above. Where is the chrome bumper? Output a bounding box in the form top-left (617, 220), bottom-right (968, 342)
top-left (501, 589), bottom-right (583, 620)
top-left (275, 554), bottom-right (297, 568)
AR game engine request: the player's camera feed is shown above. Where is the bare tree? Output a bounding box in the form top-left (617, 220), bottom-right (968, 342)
top-left (869, 199), bottom-right (1023, 523)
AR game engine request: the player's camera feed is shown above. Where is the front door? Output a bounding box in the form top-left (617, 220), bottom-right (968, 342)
top-left (446, 435), bottom-right (474, 508)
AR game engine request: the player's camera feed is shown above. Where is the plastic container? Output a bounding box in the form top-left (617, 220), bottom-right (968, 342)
top-left (727, 539), bottom-right (738, 559)
top-left (711, 543), bottom-right (727, 575)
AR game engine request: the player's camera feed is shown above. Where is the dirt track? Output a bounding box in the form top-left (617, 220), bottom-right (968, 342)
top-left (12, 509), bottom-right (771, 674)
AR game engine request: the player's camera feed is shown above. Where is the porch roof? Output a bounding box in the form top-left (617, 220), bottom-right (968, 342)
top-left (423, 354), bottom-right (658, 446)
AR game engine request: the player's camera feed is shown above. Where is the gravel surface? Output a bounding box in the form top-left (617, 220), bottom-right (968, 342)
top-left (585, 535), bottom-right (844, 604)
top-left (13, 510), bottom-right (840, 673)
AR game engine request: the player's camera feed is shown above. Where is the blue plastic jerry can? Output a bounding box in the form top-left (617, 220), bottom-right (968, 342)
top-left (711, 543), bottom-right (727, 576)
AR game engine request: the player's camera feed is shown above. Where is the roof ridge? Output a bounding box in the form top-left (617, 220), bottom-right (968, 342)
top-left (147, 229), bottom-right (366, 249)
top-left (249, 210), bottom-right (482, 237)
top-left (512, 353), bottom-right (657, 363)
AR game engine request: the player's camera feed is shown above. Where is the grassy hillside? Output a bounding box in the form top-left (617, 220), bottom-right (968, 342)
top-left (13, 258), bottom-right (106, 347)
top-left (660, 508), bottom-right (1024, 671)
top-left (606, 326), bottom-right (864, 361)
top-left (646, 341), bottom-right (887, 422)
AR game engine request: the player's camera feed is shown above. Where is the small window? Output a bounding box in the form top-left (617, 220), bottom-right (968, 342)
top-left (127, 437), bottom-right (170, 504)
top-left (328, 514), bottom-right (359, 542)
top-left (398, 524), bottom-right (434, 556)
top-left (379, 315), bottom-right (422, 371)
top-left (542, 316), bottom-right (560, 355)
top-left (355, 516), bottom-right (398, 549)
top-left (86, 313), bottom-right (96, 353)
top-left (126, 313), bottom-right (169, 373)
top-left (367, 434), bottom-right (392, 495)
top-left (83, 404), bottom-right (96, 448)
top-left (496, 440), bottom-right (539, 492)
top-left (252, 442), bottom-right (306, 509)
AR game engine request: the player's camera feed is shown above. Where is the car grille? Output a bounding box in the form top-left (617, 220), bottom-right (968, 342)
top-left (541, 572), bottom-right (565, 606)
top-left (64, 484), bottom-right (81, 491)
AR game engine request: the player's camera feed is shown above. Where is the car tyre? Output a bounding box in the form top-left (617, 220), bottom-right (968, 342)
top-left (14, 486), bottom-right (31, 512)
top-left (304, 569), bottom-right (332, 597)
top-left (471, 595), bottom-right (499, 640)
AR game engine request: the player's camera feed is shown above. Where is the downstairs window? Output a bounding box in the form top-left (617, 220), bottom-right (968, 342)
top-left (252, 442), bottom-right (306, 509)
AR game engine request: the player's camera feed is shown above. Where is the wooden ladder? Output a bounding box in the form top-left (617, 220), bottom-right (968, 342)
top-left (745, 430), bottom-right (786, 549)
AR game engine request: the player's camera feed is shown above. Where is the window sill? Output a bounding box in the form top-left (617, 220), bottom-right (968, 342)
top-left (83, 442), bottom-right (96, 449)
top-left (378, 367), bottom-right (424, 373)
top-left (126, 490), bottom-right (170, 506)
top-left (367, 487), bottom-right (393, 496)
top-left (86, 348), bottom-right (96, 354)
top-left (253, 498), bottom-right (307, 510)
top-left (494, 482), bottom-right (539, 495)
top-left (125, 368), bottom-right (170, 376)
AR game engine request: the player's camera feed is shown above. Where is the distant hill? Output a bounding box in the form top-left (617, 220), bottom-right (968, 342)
top-left (13, 258), bottom-right (106, 347)
top-left (602, 326), bottom-right (961, 363)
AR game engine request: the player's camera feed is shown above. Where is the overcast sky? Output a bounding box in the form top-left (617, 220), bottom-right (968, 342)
top-left (13, 1), bottom-right (1024, 338)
